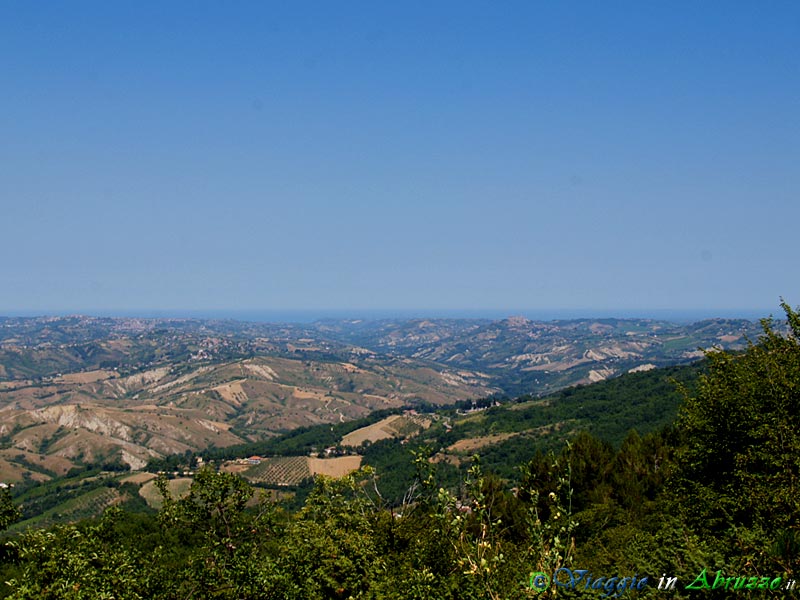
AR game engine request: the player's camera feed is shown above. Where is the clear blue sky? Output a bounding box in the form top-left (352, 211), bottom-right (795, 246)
top-left (2, 2), bottom-right (798, 317)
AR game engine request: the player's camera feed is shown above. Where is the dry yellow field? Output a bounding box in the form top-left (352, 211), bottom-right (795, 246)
top-left (139, 477), bottom-right (193, 509)
top-left (448, 432), bottom-right (518, 453)
top-left (212, 380), bottom-right (248, 404)
top-left (55, 370), bottom-right (118, 384)
top-left (342, 415), bottom-right (404, 446)
top-left (220, 463), bottom-right (250, 474)
top-left (120, 471), bottom-right (157, 485)
top-left (292, 388), bottom-right (328, 400)
top-left (0, 380), bottom-right (32, 391)
top-left (308, 456), bottom-right (362, 477)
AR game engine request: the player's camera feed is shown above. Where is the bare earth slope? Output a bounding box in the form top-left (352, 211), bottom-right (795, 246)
top-left (0, 314), bottom-right (766, 481)
top-left (0, 351), bottom-right (495, 480)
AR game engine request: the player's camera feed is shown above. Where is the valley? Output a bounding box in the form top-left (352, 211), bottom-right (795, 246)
top-left (0, 314), bottom-right (766, 483)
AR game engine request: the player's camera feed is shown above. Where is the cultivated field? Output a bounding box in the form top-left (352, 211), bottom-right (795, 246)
top-left (139, 477), bottom-right (193, 509)
top-left (243, 455), bottom-right (362, 485)
top-left (308, 456), bottom-right (361, 477)
top-left (244, 456), bottom-right (311, 486)
top-left (341, 414), bottom-right (431, 446)
top-left (9, 487), bottom-right (122, 533)
top-left (342, 415), bottom-right (405, 446)
top-left (448, 432), bottom-right (518, 453)
top-left (120, 471), bottom-right (157, 485)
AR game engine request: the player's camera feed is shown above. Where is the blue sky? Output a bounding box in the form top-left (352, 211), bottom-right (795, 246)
top-left (1, 2), bottom-right (798, 318)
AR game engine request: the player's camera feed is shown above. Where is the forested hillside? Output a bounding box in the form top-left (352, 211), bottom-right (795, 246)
top-left (0, 303), bottom-right (796, 599)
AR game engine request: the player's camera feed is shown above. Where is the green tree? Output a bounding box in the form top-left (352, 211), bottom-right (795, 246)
top-left (674, 300), bottom-right (800, 574)
top-left (5, 508), bottom-right (145, 600)
top-left (155, 466), bottom-right (286, 599)
top-left (0, 488), bottom-right (20, 531)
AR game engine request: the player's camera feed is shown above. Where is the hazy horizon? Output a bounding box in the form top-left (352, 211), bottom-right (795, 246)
top-left (0, 306), bottom-right (778, 325)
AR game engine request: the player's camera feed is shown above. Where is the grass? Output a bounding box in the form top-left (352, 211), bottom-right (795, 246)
top-left (139, 477), bottom-right (193, 509)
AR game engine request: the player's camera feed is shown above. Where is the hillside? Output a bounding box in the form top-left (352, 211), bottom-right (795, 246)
top-left (0, 314), bottom-right (765, 481)
top-left (310, 316), bottom-right (759, 394)
top-left (182, 360), bottom-right (704, 505)
top-left (6, 359), bottom-right (702, 530)
top-left (3, 308), bottom-right (797, 600)
top-left (0, 353), bottom-right (495, 481)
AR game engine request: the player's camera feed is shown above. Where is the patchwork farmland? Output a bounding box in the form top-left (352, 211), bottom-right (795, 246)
top-left (242, 456), bottom-right (362, 486)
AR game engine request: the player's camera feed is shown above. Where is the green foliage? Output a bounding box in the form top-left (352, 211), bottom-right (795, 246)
top-left (283, 471), bottom-right (384, 599)
top-left (674, 301), bottom-right (800, 575)
top-left (516, 451), bottom-right (578, 600)
top-left (0, 490), bottom-right (20, 532)
top-left (5, 508), bottom-right (146, 600)
top-left (7, 471), bottom-right (125, 532)
top-left (153, 467), bottom-right (285, 599)
top-left (2, 305), bottom-right (797, 597)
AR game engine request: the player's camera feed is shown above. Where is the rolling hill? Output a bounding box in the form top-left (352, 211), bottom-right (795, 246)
top-left (0, 314), bottom-right (767, 481)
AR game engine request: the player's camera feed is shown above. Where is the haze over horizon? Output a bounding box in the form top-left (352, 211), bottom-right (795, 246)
top-left (0, 307), bottom-right (778, 325)
top-left (2, 3), bottom-right (798, 313)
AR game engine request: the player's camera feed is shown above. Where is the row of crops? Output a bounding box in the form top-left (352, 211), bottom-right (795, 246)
top-left (243, 456), bottom-right (311, 486)
top-left (10, 486), bottom-right (121, 533)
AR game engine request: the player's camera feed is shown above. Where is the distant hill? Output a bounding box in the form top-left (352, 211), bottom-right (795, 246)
top-left (308, 315), bottom-right (760, 395)
top-left (0, 314), bottom-right (768, 480)
top-left (194, 360), bottom-right (702, 503)
top-left (0, 353), bottom-right (494, 482)
top-left (8, 359), bottom-right (702, 529)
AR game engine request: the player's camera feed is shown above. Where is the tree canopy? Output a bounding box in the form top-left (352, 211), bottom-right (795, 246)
top-left (674, 300), bottom-right (800, 574)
